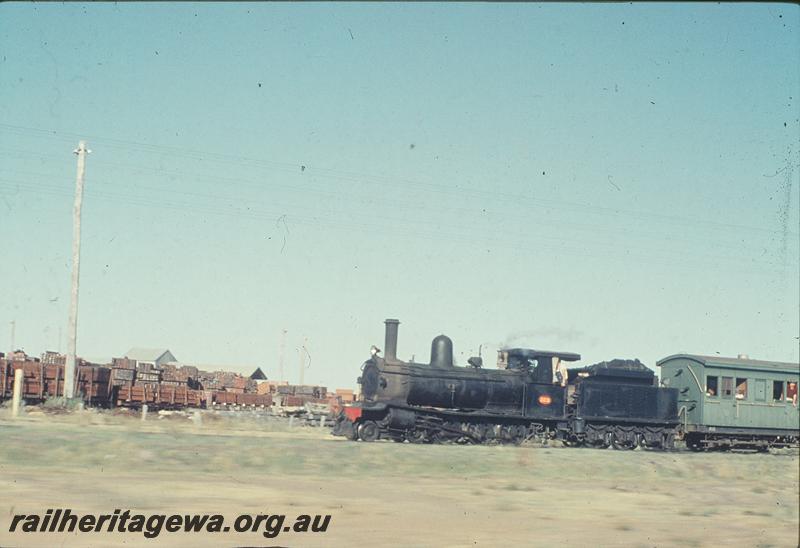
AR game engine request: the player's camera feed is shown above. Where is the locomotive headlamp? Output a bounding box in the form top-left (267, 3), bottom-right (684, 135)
top-left (538, 394), bottom-right (552, 406)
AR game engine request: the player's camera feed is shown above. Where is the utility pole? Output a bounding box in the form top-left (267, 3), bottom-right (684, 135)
top-left (299, 336), bottom-right (307, 385)
top-left (64, 141), bottom-right (89, 399)
top-left (9, 320), bottom-right (15, 358)
top-left (278, 328), bottom-right (286, 383)
top-left (298, 344), bottom-right (304, 386)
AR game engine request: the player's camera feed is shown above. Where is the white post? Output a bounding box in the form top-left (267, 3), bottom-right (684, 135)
top-left (65, 141), bottom-right (89, 399)
top-left (11, 368), bottom-right (23, 418)
top-left (141, 404), bottom-right (148, 422)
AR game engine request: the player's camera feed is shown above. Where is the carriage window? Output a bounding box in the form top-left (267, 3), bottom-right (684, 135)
top-left (788, 381), bottom-right (798, 405)
top-left (721, 377), bottom-right (733, 399)
top-left (706, 376), bottom-right (718, 397)
top-left (754, 379), bottom-right (766, 402)
top-left (735, 378), bottom-right (747, 400)
top-left (773, 381), bottom-right (784, 402)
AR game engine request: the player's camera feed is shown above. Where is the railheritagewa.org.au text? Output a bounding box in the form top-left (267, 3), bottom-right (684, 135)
top-left (8, 508), bottom-right (331, 539)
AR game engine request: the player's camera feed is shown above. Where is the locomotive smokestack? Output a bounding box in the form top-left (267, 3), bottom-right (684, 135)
top-left (384, 319), bottom-right (400, 363)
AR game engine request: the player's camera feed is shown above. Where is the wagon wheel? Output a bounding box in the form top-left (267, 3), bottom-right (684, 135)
top-left (510, 425), bottom-right (528, 445)
top-left (639, 435), bottom-right (661, 451)
top-left (562, 436), bottom-right (585, 448)
top-left (685, 434), bottom-right (704, 452)
top-left (406, 429), bottom-right (428, 444)
top-left (611, 439), bottom-right (636, 450)
top-left (468, 424), bottom-right (488, 444)
top-left (611, 434), bottom-right (637, 451)
top-left (641, 440), bottom-right (663, 451)
top-left (357, 420), bottom-right (380, 442)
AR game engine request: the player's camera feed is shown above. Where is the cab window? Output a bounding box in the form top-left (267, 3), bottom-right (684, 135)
top-left (706, 376), bottom-right (718, 397)
top-left (721, 377), bottom-right (733, 399)
top-left (773, 381), bottom-right (785, 402)
top-left (735, 378), bottom-right (747, 400)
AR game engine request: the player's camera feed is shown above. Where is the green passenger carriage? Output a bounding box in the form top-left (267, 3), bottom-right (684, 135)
top-left (657, 354), bottom-right (799, 451)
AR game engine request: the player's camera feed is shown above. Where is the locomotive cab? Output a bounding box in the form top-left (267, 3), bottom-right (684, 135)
top-left (498, 348), bottom-right (582, 420)
top-left (501, 348), bottom-right (581, 384)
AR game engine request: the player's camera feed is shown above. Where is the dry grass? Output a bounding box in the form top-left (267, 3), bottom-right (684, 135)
top-left (1, 407), bottom-right (797, 547)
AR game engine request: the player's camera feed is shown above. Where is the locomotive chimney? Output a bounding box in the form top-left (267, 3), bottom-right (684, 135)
top-left (384, 319), bottom-right (400, 363)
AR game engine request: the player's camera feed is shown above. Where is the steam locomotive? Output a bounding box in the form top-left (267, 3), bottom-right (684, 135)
top-left (332, 319), bottom-right (680, 449)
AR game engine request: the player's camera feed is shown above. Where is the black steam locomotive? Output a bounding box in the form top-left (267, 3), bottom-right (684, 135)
top-left (332, 319), bottom-right (679, 449)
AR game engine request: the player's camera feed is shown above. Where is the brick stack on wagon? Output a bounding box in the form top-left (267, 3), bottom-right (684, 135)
top-left (1, 352), bottom-right (112, 407)
top-left (1, 349), bottom-right (355, 422)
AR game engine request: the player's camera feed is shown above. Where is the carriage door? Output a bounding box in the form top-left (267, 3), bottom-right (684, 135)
top-left (745, 379), bottom-right (769, 428)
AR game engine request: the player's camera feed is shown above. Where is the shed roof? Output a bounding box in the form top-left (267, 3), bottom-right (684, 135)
top-left (657, 354), bottom-right (799, 373)
top-left (124, 348), bottom-right (174, 362)
top-left (250, 367), bottom-right (267, 380)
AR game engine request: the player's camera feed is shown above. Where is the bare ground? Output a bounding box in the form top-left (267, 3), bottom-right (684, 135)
top-left (0, 407), bottom-right (797, 547)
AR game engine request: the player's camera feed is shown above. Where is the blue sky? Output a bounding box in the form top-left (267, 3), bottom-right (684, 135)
top-left (1, 3), bottom-right (798, 388)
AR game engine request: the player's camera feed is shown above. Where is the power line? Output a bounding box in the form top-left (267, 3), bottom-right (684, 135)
top-left (0, 176), bottom-right (796, 277)
top-left (1, 124), bottom-right (795, 238)
top-left (1, 165), bottom-right (796, 259)
top-left (0, 162), bottom-right (795, 268)
top-left (1, 158), bottom-right (797, 263)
